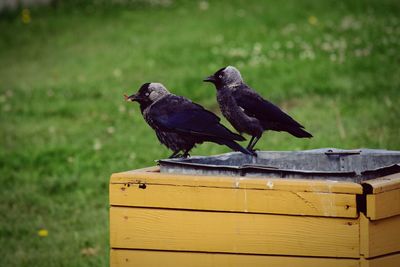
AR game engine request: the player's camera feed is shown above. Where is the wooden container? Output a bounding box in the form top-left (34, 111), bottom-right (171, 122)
top-left (110, 167), bottom-right (400, 267)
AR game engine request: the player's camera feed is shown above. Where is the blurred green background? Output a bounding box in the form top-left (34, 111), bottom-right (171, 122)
top-left (1, 0), bottom-right (399, 266)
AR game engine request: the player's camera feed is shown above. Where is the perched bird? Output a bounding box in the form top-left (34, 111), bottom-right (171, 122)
top-left (204, 66), bottom-right (312, 152)
top-left (125, 82), bottom-right (254, 158)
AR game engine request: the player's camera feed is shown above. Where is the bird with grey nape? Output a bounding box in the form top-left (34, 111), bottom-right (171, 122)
top-left (204, 66), bottom-right (312, 153)
top-left (125, 82), bottom-right (254, 158)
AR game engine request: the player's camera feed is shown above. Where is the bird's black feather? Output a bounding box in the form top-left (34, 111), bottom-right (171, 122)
top-left (233, 87), bottom-right (306, 130)
top-left (150, 95), bottom-right (245, 141)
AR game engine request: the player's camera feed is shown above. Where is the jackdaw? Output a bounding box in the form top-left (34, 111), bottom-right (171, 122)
top-left (125, 82), bottom-right (254, 158)
top-left (204, 66), bottom-right (312, 152)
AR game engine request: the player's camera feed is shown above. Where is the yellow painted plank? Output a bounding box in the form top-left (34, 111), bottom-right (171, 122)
top-left (360, 213), bottom-right (369, 258)
top-left (110, 207), bottom-right (359, 258)
top-left (363, 173), bottom-right (400, 194)
top-left (360, 252), bottom-right (400, 267)
top-left (110, 169), bottom-right (363, 194)
top-left (367, 188), bottom-right (400, 220)
top-left (110, 183), bottom-right (358, 218)
top-left (360, 213), bottom-right (400, 258)
top-left (111, 249), bottom-right (360, 267)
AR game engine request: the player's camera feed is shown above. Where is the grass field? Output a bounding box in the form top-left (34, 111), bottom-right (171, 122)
top-left (1, 0), bottom-right (399, 266)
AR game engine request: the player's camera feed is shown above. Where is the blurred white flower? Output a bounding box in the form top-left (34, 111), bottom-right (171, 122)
top-left (199, 1), bottom-right (209, 11)
top-left (107, 126), bottom-right (115, 134)
top-left (272, 41), bottom-right (281, 50)
top-left (252, 42), bottom-right (262, 54)
top-left (227, 47), bottom-right (248, 58)
top-left (2, 104), bottom-right (11, 112)
top-left (149, 0), bottom-right (172, 7)
top-left (340, 16), bottom-right (361, 30)
top-left (119, 105), bottom-right (126, 113)
top-left (267, 50), bottom-right (276, 58)
top-left (321, 42), bottom-right (333, 52)
top-left (93, 139), bottom-right (102, 151)
top-left (384, 95), bottom-right (392, 108)
top-left (78, 74), bottom-right (86, 82)
top-left (5, 90), bottom-right (13, 98)
top-left (300, 50), bottom-right (315, 60)
top-left (100, 114), bottom-right (109, 121)
top-left (47, 90), bottom-right (54, 97)
top-left (48, 126), bottom-right (56, 134)
top-left (354, 47), bottom-right (371, 57)
top-left (286, 41), bottom-right (294, 49)
top-left (276, 51), bottom-right (284, 59)
top-left (236, 9), bottom-right (245, 17)
top-left (323, 34), bottom-right (333, 42)
top-left (249, 56), bottom-right (261, 66)
top-left (147, 60), bottom-right (155, 67)
top-left (352, 37), bottom-right (362, 45)
top-left (211, 47), bottom-right (219, 55)
top-left (113, 68), bottom-right (122, 78)
top-left (212, 35), bottom-right (224, 44)
top-left (281, 24), bottom-right (296, 35)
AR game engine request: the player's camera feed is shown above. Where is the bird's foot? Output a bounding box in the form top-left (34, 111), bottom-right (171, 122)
top-left (248, 148), bottom-right (258, 157)
top-left (182, 152), bottom-right (191, 158)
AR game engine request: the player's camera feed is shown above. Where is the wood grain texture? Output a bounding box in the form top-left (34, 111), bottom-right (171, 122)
top-left (367, 188), bottom-right (400, 220)
top-left (110, 183), bottom-right (358, 218)
top-left (110, 249), bottom-right (360, 267)
top-left (110, 169), bottom-right (363, 194)
top-left (360, 252), bottom-right (400, 267)
top-left (110, 207), bottom-right (359, 258)
top-left (360, 213), bottom-right (400, 258)
top-left (363, 173), bottom-right (400, 194)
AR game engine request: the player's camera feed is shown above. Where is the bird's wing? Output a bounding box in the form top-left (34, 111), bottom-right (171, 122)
top-left (233, 87), bottom-right (305, 129)
top-left (150, 95), bottom-right (244, 141)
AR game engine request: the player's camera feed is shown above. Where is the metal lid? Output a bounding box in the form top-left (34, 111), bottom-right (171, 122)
top-left (158, 148), bottom-right (400, 182)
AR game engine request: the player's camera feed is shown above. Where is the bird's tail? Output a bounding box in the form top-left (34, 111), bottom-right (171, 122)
top-left (212, 138), bottom-right (255, 156)
top-left (287, 127), bottom-right (313, 138)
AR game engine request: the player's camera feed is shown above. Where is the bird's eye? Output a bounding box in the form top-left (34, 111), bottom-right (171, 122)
top-left (219, 75), bottom-right (223, 78)
top-left (145, 92), bottom-right (150, 97)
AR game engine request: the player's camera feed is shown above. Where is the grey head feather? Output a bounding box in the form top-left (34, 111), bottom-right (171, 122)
top-left (147, 83), bottom-right (170, 102)
top-left (222, 66), bottom-right (244, 88)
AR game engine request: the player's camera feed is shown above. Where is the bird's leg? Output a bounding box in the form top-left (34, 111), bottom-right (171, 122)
top-left (248, 134), bottom-right (262, 152)
top-left (182, 149), bottom-right (191, 158)
top-left (168, 151), bottom-right (182, 159)
top-left (246, 136), bottom-right (256, 150)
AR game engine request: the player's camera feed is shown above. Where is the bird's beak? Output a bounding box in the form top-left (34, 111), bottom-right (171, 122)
top-left (124, 93), bottom-right (140, 102)
top-left (203, 75), bottom-right (216, 83)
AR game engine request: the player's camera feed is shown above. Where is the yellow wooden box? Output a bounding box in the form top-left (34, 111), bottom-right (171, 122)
top-left (110, 167), bottom-right (400, 267)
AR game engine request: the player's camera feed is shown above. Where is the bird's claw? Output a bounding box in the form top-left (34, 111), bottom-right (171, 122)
top-left (169, 152), bottom-right (191, 159)
top-left (248, 148), bottom-right (258, 157)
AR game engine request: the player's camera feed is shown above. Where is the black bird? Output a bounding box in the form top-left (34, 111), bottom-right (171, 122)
top-left (125, 82), bottom-right (254, 158)
top-left (204, 66), bottom-right (312, 152)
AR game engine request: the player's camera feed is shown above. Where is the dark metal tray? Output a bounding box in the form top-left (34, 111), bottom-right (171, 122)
top-left (158, 148), bottom-right (400, 182)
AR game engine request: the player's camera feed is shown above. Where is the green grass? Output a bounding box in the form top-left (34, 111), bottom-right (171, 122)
top-left (1, 0), bottom-right (399, 266)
